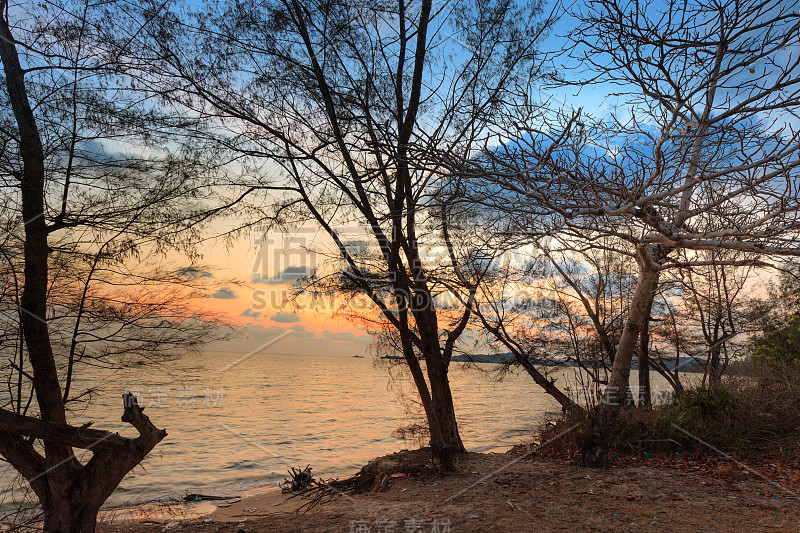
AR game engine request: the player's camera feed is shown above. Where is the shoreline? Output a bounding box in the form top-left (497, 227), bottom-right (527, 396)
top-left (100, 443), bottom-right (517, 526)
top-left (98, 448), bottom-right (800, 532)
top-left (97, 485), bottom-right (298, 525)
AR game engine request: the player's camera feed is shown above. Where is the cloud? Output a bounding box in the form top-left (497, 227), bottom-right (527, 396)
top-left (323, 330), bottom-right (356, 341)
top-left (288, 324), bottom-right (316, 338)
top-left (177, 266), bottom-right (213, 279)
top-left (251, 266), bottom-right (314, 285)
top-left (344, 240), bottom-right (368, 254)
top-left (270, 311), bottom-right (302, 323)
top-left (210, 287), bottom-right (237, 299)
top-left (239, 323), bottom-right (316, 340)
top-left (240, 324), bottom-right (285, 336)
top-left (240, 308), bottom-right (262, 318)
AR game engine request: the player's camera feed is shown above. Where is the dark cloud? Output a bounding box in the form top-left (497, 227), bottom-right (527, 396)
top-left (270, 311), bottom-right (302, 323)
top-left (210, 287), bottom-right (237, 299)
top-left (177, 266), bottom-right (214, 279)
top-left (251, 266), bottom-right (314, 285)
top-left (240, 308), bottom-right (262, 318)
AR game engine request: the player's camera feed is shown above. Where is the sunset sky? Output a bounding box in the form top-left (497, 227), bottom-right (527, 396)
top-left (192, 225), bottom-right (376, 357)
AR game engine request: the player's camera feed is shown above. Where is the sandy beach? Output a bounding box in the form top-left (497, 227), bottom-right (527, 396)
top-left (98, 448), bottom-right (800, 532)
top-left (209, 488), bottom-right (304, 521)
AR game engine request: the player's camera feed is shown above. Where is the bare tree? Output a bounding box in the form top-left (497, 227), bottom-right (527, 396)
top-left (668, 250), bottom-right (755, 386)
top-left (0, 0), bottom-right (230, 528)
top-left (145, 0), bottom-right (550, 468)
top-left (464, 236), bottom-right (636, 411)
top-left (464, 0), bottom-right (800, 465)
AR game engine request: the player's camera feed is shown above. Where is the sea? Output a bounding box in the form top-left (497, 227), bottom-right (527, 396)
top-left (0, 351), bottom-right (677, 514)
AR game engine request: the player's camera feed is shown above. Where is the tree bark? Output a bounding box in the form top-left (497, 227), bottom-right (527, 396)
top-left (42, 494), bottom-right (100, 533)
top-left (708, 344), bottom-right (722, 387)
top-left (581, 245), bottom-right (662, 466)
top-left (638, 297), bottom-right (653, 408)
top-left (425, 356), bottom-right (464, 470)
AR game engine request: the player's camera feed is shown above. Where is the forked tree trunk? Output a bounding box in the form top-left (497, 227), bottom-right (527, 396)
top-left (0, 394), bottom-right (166, 532)
top-left (581, 245), bottom-right (663, 466)
top-left (0, 11), bottom-right (166, 530)
top-left (0, 395), bottom-right (166, 532)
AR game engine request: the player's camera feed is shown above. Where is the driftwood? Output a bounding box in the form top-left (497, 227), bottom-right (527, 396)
top-left (285, 476), bottom-right (352, 512)
top-left (182, 493), bottom-right (241, 502)
top-left (286, 451), bottom-right (434, 512)
top-left (288, 468), bottom-right (402, 512)
top-left (278, 465), bottom-right (357, 512)
top-left (280, 465), bottom-right (315, 493)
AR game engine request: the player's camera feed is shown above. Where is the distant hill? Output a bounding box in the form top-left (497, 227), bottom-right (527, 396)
top-left (382, 352), bottom-right (705, 372)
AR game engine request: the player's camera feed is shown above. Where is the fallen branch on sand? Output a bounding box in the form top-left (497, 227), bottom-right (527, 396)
top-left (287, 450), bottom-right (437, 512)
top-left (181, 494), bottom-right (241, 502)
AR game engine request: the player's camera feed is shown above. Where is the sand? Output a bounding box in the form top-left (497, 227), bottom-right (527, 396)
top-left (99, 450), bottom-right (800, 532)
top-left (210, 488), bottom-right (303, 521)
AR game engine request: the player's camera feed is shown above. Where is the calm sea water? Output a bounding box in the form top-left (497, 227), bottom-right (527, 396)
top-left (0, 351), bottom-right (674, 510)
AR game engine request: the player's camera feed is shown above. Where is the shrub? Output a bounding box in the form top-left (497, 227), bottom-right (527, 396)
top-left (541, 363), bottom-right (800, 459)
top-left (751, 315), bottom-right (800, 366)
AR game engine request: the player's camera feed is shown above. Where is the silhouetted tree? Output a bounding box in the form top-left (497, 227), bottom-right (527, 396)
top-left (0, 0), bottom-right (230, 528)
top-left (146, 0), bottom-right (551, 469)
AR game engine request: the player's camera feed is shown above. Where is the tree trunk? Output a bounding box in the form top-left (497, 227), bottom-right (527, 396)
top-left (416, 297), bottom-right (465, 469)
top-left (42, 495), bottom-right (101, 533)
top-left (0, 9), bottom-right (167, 531)
top-left (638, 297), bottom-right (653, 408)
top-left (425, 357), bottom-right (464, 470)
top-left (514, 353), bottom-right (585, 413)
top-left (402, 351), bottom-right (464, 470)
top-left (708, 344), bottom-right (722, 387)
top-left (0, 394), bottom-right (166, 532)
top-left (396, 291), bottom-right (464, 470)
top-left (581, 245), bottom-right (662, 466)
